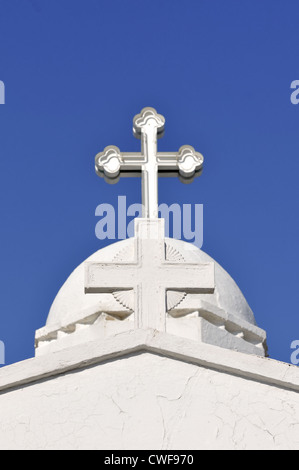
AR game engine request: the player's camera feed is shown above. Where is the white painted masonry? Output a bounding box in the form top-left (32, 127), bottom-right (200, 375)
top-left (36, 220), bottom-right (266, 358)
top-left (2, 218), bottom-right (294, 450)
top-left (0, 330), bottom-right (299, 450)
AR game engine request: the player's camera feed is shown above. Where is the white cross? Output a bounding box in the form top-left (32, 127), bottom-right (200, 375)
top-left (85, 219), bottom-right (214, 331)
top-left (95, 107), bottom-right (204, 219)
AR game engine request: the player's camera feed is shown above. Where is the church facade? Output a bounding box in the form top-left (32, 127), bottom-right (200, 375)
top-left (1, 329), bottom-right (299, 450)
top-left (1, 109), bottom-right (299, 450)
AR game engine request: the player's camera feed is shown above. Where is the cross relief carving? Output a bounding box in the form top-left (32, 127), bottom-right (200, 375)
top-left (85, 219), bottom-right (214, 331)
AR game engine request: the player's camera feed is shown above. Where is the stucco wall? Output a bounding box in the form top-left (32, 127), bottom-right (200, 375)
top-left (0, 351), bottom-right (299, 450)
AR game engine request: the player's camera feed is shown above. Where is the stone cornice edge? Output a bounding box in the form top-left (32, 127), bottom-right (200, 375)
top-left (0, 329), bottom-right (298, 394)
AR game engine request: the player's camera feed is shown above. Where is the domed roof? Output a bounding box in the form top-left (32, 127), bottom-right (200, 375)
top-left (35, 232), bottom-right (266, 358)
top-left (46, 237), bottom-right (257, 329)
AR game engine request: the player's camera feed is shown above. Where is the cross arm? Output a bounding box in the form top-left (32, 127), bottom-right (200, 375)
top-left (95, 145), bottom-right (204, 181)
top-left (159, 262), bottom-right (215, 293)
top-left (85, 261), bottom-right (138, 293)
top-left (156, 146), bottom-right (204, 178)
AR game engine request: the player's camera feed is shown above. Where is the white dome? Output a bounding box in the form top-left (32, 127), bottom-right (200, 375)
top-left (46, 237), bottom-right (257, 329)
top-left (35, 232), bottom-right (266, 358)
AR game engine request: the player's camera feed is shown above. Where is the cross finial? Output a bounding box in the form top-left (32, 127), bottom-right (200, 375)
top-left (95, 107), bottom-right (204, 218)
top-left (133, 107), bottom-right (165, 139)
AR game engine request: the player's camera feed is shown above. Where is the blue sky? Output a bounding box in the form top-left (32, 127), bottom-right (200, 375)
top-left (0, 0), bottom-right (299, 366)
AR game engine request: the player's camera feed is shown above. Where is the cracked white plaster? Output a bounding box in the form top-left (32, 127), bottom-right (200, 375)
top-left (0, 352), bottom-right (299, 449)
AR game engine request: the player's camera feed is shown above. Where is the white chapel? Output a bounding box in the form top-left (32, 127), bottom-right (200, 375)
top-left (0, 108), bottom-right (299, 450)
